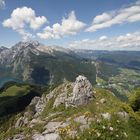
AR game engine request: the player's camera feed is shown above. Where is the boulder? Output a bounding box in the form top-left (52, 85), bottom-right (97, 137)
top-left (43, 121), bottom-right (70, 134)
top-left (29, 118), bottom-right (45, 128)
top-left (32, 133), bottom-right (60, 140)
top-left (43, 122), bottom-right (62, 134)
top-left (117, 111), bottom-right (129, 120)
top-left (101, 113), bottom-right (111, 120)
top-left (44, 133), bottom-right (60, 140)
top-left (74, 115), bottom-right (88, 125)
top-left (74, 115), bottom-right (94, 132)
top-left (100, 98), bottom-right (107, 104)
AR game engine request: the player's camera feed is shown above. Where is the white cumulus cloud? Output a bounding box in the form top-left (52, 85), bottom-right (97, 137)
top-left (99, 36), bottom-right (108, 40)
top-left (3, 7), bottom-right (47, 40)
top-left (37, 11), bottom-right (86, 39)
top-left (69, 32), bottom-right (140, 50)
top-left (86, 1), bottom-right (140, 32)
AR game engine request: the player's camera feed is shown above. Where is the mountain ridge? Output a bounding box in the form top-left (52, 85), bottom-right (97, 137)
top-left (0, 75), bottom-right (140, 140)
top-left (0, 41), bottom-right (96, 87)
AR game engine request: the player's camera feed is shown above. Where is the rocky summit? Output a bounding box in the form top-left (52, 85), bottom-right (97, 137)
top-left (53, 75), bottom-right (95, 108)
top-left (0, 75), bottom-right (140, 140)
top-left (66, 75), bottom-right (95, 107)
top-left (8, 75), bottom-right (96, 140)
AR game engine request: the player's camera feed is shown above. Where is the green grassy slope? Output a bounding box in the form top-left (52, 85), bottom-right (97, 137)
top-left (0, 82), bottom-right (139, 140)
top-left (0, 83), bottom-right (41, 117)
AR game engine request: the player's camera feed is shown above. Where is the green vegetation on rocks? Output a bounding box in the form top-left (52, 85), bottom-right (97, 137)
top-left (0, 77), bottom-right (140, 140)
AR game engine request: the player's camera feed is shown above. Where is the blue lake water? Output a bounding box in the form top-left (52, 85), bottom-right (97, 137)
top-left (0, 77), bottom-right (21, 88)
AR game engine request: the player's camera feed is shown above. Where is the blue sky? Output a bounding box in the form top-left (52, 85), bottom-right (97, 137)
top-left (0, 0), bottom-right (140, 50)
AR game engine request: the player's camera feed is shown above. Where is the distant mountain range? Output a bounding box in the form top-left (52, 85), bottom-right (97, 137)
top-left (74, 49), bottom-right (140, 70)
top-left (0, 41), bottom-right (96, 87)
top-left (1, 40), bottom-right (140, 89)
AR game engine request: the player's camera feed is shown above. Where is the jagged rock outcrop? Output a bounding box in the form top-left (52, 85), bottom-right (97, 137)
top-left (15, 116), bottom-right (28, 128)
top-left (53, 75), bottom-right (95, 108)
top-left (66, 75), bottom-right (94, 107)
top-left (46, 91), bottom-right (55, 101)
top-left (34, 96), bottom-right (46, 117)
top-left (12, 76), bottom-right (95, 139)
top-left (15, 96), bottom-right (46, 128)
top-left (28, 96), bottom-right (46, 117)
top-left (29, 96), bottom-right (41, 105)
top-left (53, 92), bottom-right (68, 108)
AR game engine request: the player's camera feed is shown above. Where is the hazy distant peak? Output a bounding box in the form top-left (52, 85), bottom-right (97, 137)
top-left (12, 40), bottom-right (40, 48)
top-left (0, 46), bottom-right (8, 51)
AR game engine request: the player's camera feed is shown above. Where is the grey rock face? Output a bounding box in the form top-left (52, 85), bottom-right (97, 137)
top-left (29, 118), bottom-right (45, 128)
top-left (28, 96), bottom-right (46, 117)
top-left (43, 121), bottom-right (70, 134)
top-left (32, 133), bottom-right (44, 140)
top-left (53, 92), bottom-right (67, 108)
top-left (34, 96), bottom-right (46, 117)
top-left (53, 75), bottom-right (95, 108)
top-left (15, 116), bottom-right (28, 128)
top-left (66, 75), bottom-right (94, 107)
top-left (15, 96), bottom-right (46, 128)
top-left (46, 91), bottom-right (55, 101)
top-left (74, 115), bottom-right (88, 125)
top-left (29, 96), bottom-right (41, 106)
top-left (9, 134), bottom-right (25, 140)
top-left (44, 133), bottom-right (60, 140)
top-left (74, 115), bottom-right (94, 125)
top-left (32, 133), bottom-right (60, 140)
top-left (13, 76), bottom-right (95, 139)
top-left (43, 122), bottom-right (62, 134)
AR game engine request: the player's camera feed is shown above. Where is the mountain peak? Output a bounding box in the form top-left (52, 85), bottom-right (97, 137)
top-left (12, 40), bottom-right (40, 49)
top-left (0, 46), bottom-right (9, 52)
